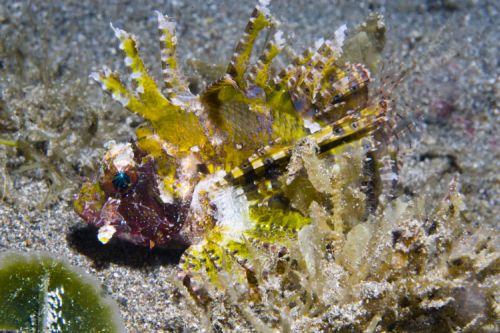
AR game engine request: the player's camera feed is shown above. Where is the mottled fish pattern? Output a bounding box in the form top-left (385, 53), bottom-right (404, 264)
top-left (74, 2), bottom-right (393, 295)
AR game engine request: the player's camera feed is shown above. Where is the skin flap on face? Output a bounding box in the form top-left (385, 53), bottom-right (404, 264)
top-left (105, 142), bottom-right (135, 170)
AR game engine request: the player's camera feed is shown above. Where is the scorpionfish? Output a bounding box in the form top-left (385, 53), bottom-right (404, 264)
top-left (74, 1), bottom-right (392, 291)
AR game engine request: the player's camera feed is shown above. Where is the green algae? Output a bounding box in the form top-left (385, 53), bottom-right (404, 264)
top-left (340, 13), bottom-right (386, 74)
top-left (0, 251), bottom-right (124, 333)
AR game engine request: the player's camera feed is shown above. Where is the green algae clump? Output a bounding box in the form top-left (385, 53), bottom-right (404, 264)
top-left (0, 251), bottom-right (124, 333)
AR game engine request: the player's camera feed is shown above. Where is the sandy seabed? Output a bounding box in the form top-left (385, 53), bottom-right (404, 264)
top-left (0, 1), bottom-right (498, 332)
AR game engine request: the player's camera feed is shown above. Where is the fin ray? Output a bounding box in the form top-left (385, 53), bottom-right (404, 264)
top-left (111, 23), bottom-right (179, 119)
top-left (226, 6), bottom-right (273, 88)
top-left (156, 11), bottom-right (190, 96)
top-left (90, 69), bottom-right (147, 117)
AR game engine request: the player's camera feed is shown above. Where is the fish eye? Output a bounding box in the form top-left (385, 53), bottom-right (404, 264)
top-left (112, 171), bottom-right (131, 191)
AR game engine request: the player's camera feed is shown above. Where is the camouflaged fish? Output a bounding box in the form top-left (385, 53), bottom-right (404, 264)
top-left (74, 2), bottom-right (391, 291)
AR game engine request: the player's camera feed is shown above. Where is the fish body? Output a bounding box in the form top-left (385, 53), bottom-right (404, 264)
top-left (74, 3), bottom-right (391, 287)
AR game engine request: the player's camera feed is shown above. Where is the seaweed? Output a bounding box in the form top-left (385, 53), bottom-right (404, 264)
top-left (0, 251), bottom-right (125, 333)
top-left (181, 146), bottom-right (499, 332)
top-left (0, 2), bottom-right (131, 207)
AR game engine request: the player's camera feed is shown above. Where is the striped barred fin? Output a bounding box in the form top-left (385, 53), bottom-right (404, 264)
top-left (225, 145), bottom-right (292, 186)
top-left (90, 69), bottom-right (149, 119)
top-left (156, 11), bottom-right (190, 96)
top-left (180, 228), bottom-right (260, 296)
top-left (226, 6), bottom-right (273, 88)
top-left (251, 30), bottom-right (286, 89)
top-left (225, 99), bottom-right (389, 186)
top-left (275, 48), bottom-right (313, 89)
top-left (109, 23), bottom-right (181, 118)
top-left (316, 63), bottom-right (371, 111)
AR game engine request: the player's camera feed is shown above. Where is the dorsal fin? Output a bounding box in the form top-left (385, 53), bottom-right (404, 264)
top-left (226, 5), bottom-right (273, 89)
top-left (156, 11), bottom-right (191, 97)
top-left (91, 23), bottom-right (208, 153)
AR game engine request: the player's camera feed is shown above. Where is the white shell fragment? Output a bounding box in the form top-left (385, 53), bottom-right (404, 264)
top-left (97, 225), bottom-right (117, 244)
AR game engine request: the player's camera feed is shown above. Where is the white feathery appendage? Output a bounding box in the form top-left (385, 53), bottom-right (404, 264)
top-left (273, 30), bottom-right (285, 49)
top-left (111, 92), bottom-right (130, 107)
top-left (155, 11), bottom-right (176, 33)
top-left (332, 24), bottom-right (347, 56)
top-left (89, 72), bottom-right (101, 83)
top-left (258, 0), bottom-right (271, 15)
top-left (110, 22), bottom-right (137, 50)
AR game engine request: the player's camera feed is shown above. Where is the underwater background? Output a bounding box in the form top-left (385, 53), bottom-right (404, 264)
top-left (0, 0), bottom-right (498, 332)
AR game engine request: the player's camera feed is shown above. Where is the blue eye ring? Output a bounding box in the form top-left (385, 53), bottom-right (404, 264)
top-left (112, 171), bottom-right (131, 191)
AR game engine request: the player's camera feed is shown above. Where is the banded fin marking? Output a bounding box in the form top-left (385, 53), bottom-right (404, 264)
top-left (110, 23), bottom-right (181, 120)
top-left (315, 63), bottom-right (371, 114)
top-left (225, 100), bottom-right (389, 186)
top-left (90, 69), bottom-right (147, 117)
top-left (156, 11), bottom-right (190, 96)
top-left (226, 6), bottom-right (273, 88)
top-left (104, 21), bottom-right (209, 151)
top-left (251, 30), bottom-right (286, 89)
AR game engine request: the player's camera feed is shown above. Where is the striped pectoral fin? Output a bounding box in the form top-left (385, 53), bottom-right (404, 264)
top-left (225, 145), bottom-right (293, 187)
top-left (180, 241), bottom-right (224, 289)
top-left (179, 230), bottom-right (259, 297)
top-left (181, 205), bottom-right (312, 298)
top-left (181, 206), bottom-right (312, 293)
top-left (311, 102), bottom-right (388, 155)
top-left (246, 206), bottom-right (312, 245)
top-left (224, 101), bottom-right (388, 188)
top-left (226, 5), bottom-right (273, 88)
top-left (179, 247), bottom-right (217, 306)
